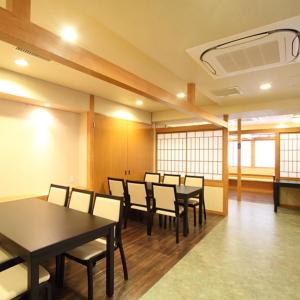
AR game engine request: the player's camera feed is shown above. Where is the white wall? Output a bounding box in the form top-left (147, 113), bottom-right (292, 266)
top-left (0, 99), bottom-right (83, 200)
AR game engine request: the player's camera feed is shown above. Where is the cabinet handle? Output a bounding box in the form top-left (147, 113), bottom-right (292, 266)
top-left (125, 170), bottom-right (127, 175)
top-left (128, 170), bottom-right (131, 175)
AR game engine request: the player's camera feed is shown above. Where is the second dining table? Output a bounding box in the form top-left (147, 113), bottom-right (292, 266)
top-left (145, 182), bottom-right (203, 236)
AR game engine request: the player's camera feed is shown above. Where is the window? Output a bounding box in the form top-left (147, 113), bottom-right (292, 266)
top-left (157, 130), bottom-right (223, 179)
top-left (280, 133), bottom-right (300, 178)
top-left (255, 140), bottom-right (275, 167)
top-left (228, 141), bottom-right (251, 167)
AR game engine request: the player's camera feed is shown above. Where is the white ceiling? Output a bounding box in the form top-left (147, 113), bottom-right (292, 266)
top-left (2, 0), bottom-right (300, 121)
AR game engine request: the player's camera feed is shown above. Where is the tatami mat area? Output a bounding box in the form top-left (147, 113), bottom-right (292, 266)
top-left (141, 198), bottom-right (300, 300)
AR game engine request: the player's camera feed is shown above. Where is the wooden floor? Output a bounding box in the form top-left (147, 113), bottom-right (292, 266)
top-left (44, 210), bottom-right (223, 300)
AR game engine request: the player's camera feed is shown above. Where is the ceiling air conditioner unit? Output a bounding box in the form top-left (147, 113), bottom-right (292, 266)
top-left (187, 29), bottom-right (300, 78)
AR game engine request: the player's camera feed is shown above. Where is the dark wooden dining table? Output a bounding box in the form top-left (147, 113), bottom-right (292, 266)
top-left (146, 183), bottom-right (203, 236)
top-left (0, 198), bottom-right (116, 300)
top-left (273, 179), bottom-right (300, 212)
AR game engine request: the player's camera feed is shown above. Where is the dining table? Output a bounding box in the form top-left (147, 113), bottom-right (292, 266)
top-left (146, 183), bottom-right (203, 236)
top-left (0, 198), bottom-right (116, 300)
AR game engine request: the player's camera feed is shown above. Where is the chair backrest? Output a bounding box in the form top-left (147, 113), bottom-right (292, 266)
top-left (185, 175), bottom-right (204, 188)
top-left (163, 174), bottom-right (180, 185)
top-left (93, 194), bottom-right (123, 243)
top-left (68, 188), bottom-right (93, 213)
top-left (144, 172), bottom-right (160, 183)
top-left (127, 181), bottom-right (148, 208)
top-left (47, 184), bottom-right (69, 206)
top-left (108, 177), bottom-right (126, 197)
top-left (153, 183), bottom-right (177, 213)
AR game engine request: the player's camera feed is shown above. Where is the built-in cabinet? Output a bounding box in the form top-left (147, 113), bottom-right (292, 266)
top-left (94, 114), bottom-right (154, 193)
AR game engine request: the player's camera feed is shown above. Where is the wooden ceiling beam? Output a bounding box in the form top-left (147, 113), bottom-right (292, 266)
top-left (0, 8), bottom-right (227, 128)
top-left (187, 83), bottom-right (196, 105)
top-left (6, 0), bottom-right (31, 21)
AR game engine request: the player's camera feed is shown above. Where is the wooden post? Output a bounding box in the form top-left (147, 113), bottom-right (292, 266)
top-left (222, 115), bottom-right (229, 216)
top-left (87, 95), bottom-right (95, 190)
top-left (275, 132), bottom-right (280, 180)
top-left (187, 83), bottom-right (196, 105)
top-left (6, 0), bottom-right (31, 21)
top-left (237, 119), bottom-right (242, 201)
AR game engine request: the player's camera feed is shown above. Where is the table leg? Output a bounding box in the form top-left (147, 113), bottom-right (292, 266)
top-left (199, 191), bottom-right (203, 225)
top-left (183, 198), bottom-right (189, 236)
top-left (28, 258), bottom-right (39, 300)
top-left (106, 227), bottom-right (114, 297)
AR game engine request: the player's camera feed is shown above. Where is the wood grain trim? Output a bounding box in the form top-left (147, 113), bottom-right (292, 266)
top-left (6, 0), bottom-right (30, 21)
top-left (230, 127), bottom-right (300, 134)
top-left (205, 180), bottom-right (223, 187)
top-left (0, 8), bottom-right (227, 128)
top-left (237, 119), bottom-right (241, 200)
top-left (275, 132), bottom-right (280, 180)
top-left (87, 95), bottom-right (95, 189)
top-left (222, 115), bottom-right (229, 216)
top-left (155, 124), bottom-right (220, 133)
top-left (187, 83), bottom-right (196, 105)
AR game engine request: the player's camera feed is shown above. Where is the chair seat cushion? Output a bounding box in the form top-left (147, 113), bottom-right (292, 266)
top-left (66, 239), bottom-right (107, 260)
top-left (179, 197), bottom-right (200, 205)
top-left (131, 205), bottom-right (148, 211)
top-left (156, 206), bottom-right (184, 217)
top-left (0, 264), bottom-right (50, 300)
top-left (0, 248), bottom-right (15, 264)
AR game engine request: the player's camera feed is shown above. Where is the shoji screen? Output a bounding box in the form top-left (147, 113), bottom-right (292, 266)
top-left (280, 133), bottom-right (300, 178)
top-left (157, 132), bottom-right (186, 176)
top-left (186, 130), bottom-right (223, 180)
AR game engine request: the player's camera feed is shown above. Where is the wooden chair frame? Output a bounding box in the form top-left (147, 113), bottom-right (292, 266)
top-left (67, 188), bottom-right (94, 213)
top-left (47, 183), bottom-right (70, 207)
top-left (144, 172), bottom-right (161, 183)
top-left (162, 174), bottom-right (181, 185)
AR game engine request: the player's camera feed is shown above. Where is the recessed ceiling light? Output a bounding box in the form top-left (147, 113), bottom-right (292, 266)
top-left (176, 92), bottom-right (185, 99)
top-left (136, 100), bottom-right (143, 106)
top-left (44, 103), bottom-right (50, 107)
top-left (260, 83), bottom-right (272, 90)
top-left (14, 59), bottom-right (28, 67)
top-left (60, 26), bottom-right (77, 42)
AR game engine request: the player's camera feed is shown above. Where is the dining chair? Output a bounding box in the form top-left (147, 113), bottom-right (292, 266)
top-left (47, 183), bottom-right (70, 206)
top-left (184, 175), bottom-right (206, 225)
top-left (108, 177), bottom-right (129, 228)
top-left (152, 183), bottom-right (184, 243)
top-left (0, 247), bottom-right (21, 272)
top-left (60, 194), bottom-right (128, 300)
top-left (144, 172), bottom-right (160, 183)
top-left (163, 174), bottom-right (181, 185)
top-left (0, 263), bottom-right (51, 300)
top-left (68, 188), bottom-right (94, 213)
top-left (127, 180), bottom-right (152, 235)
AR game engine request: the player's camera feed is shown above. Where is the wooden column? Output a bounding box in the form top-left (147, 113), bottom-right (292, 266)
top-left (187, 83), bottom-right (196, 105)
top-left (87, 95), bottom-right (95, 189)
top-left (275, 132), bottom-right (280, 180)
top-left (6, 0), bottom-right (31, 21)
top-left (237, 119), bottom-right (242, 200)
top-left (222, 115), bottom-right (229, 216)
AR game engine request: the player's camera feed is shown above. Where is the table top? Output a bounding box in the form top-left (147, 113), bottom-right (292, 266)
top-left (146, 182), bottom-right (201, 197)
top-left (0, 198), bottom-right (115, 254)
top-left (274, 179), bottom-right (300, 185)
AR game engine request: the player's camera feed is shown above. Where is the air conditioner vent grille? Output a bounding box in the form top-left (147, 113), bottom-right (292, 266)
top-left (211, 87), bottom-right (241, 97)
top-left (16, 47), bottom-right (51, 61)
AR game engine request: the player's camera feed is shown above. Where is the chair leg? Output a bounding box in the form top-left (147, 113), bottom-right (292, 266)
top-left (56, 255), bottom-right (65, 288)
top-left (46, 281), bottom-right (52, 300)
top-left (147, 211), bottom-right (152, 236)
top-left (87, 262), bottom-right (94, 300)
top-left (164, 216), bottom-right (167, 229)
top-left (193, 206), bottom-right (196, 227)
top-left (119, 241), bottom-right (129, 280)
top-left (123, 205), bottom-right (128, 229)
top-left (159, 214), bottom-right (162, 227)
top-left (176, 216), bottom-right (179, 244)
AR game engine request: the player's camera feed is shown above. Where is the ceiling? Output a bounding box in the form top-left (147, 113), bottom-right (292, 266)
top-left (1, 0), bottom-right (300, 121)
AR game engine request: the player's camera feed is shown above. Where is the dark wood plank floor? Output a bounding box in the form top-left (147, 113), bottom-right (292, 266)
top-left (44, 211), bottom-right (223, 300)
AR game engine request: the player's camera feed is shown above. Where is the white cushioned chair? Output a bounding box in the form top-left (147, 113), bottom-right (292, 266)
top-left (47, 184), bottom-right (69, 206)
top-left (184, 175), bottom-right (206, 225)
top-left (0, 263), bottom-right (51, 300)
top-left (152, 183), bottom-right (184, 243)
top-left (68, 188), bottom-right (94, 213)
top-left (144, 172), bottom-right (160, 183)
top-left (127, 180), bottom-right (152, 235)
top-left (60, 194), bottom-right (128, 300)
top-left (108, 177), bottom-right (129, 228)
top-left (163, 174), bottom-right (181, 185)
top-left (0, 247), bottom-right (20, 272)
